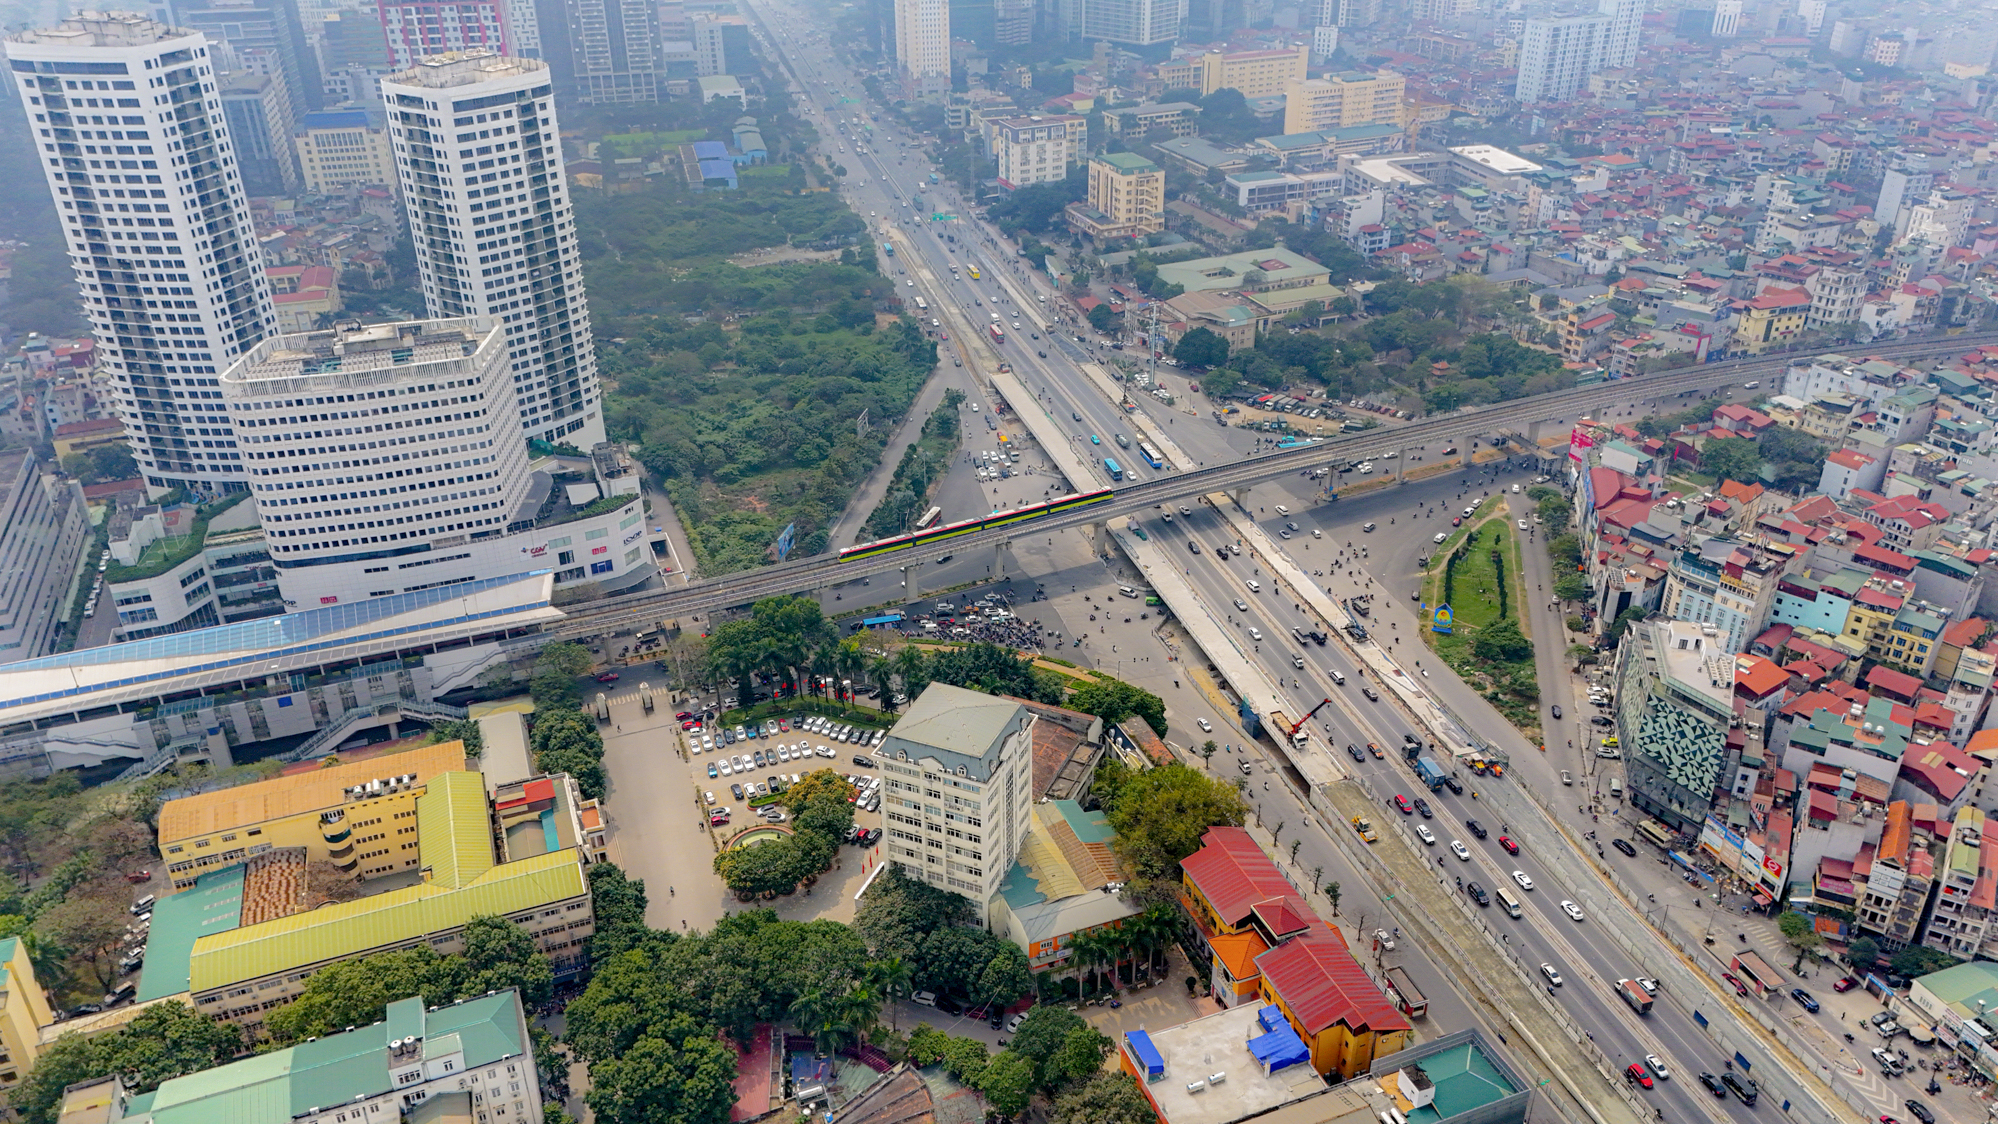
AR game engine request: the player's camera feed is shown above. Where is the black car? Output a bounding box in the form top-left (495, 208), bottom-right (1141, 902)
top-left (1612, 837), bottom-right (1638, 857)
top-left (1466, 881), bottom-right (1490, 906)
top-left (936, 995), bottom-right (964, 1016)
top-left (1413, 797), bottom-right (1434, 819)
top-left (1906, 1099), bottom-right (1934, 1124)
top-left (1190, 541), bottom-right (1202, 554)
top-left (1591, 715), bottom-right (1614, 726)
top-left (1071, 411), bottom-right (1082, 421)
top-left (1361, 686), bottom-right (1379, 702)
top-left (1551, 704), bottom-right (1563, 719)
top-left (853, 755), bottom-right (876, 767)
top-left (1465, 819), bottom-right (1489, 839)
top-left (1698, 1073), bottom-right (1727, 1097)
top-left (1791, 987), bottom-right (1820, 1013)
top-left (1723, 1073), bottom-right (1757, 1105)
top-left (1347, 744), bottom-right (1367, 763)
top-left (1443, 775), bottom-right (1465, 794)
top-left (730, 783), bottom-right (744, 800)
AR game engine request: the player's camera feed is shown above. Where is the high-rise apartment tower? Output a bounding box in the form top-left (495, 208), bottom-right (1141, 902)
top-left (894, 0), bottom-right (950, 97)
top-left (5, 13), bottom-right (276, 497)
top-left (380, 52), bottom-right (603, 446)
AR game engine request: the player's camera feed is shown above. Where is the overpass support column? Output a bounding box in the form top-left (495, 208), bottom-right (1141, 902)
top-left (1528, 419), bottom-right (1544, 447)
top-left (1396, 450), bottom-right (1408, 482)
top-left (993, 539), bottom-right (1014, 581)
top-left (1460, 444), bottom-right (1473, 468)
top-left (1231, 486), bottom-right (1249, 510)
top-left (1091, 522), bottom-right (1110, 559)
top-left (904, 561), bottom-right (923, 601)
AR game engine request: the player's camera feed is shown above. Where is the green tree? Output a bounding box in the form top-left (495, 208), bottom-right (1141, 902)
top-left (1068, 676), bottom-right (1167, 735)
top-left (978, 1051), bottom-right (1037, 1115)
top-left (427, 718), bottom-right (486, 755)
top-left (1545, 533), bottom-right (1582, 570)
top-left (1699, 437), bottom-right (1764, 486)
top-left (940, 1035), bottom-right (992, 1085)
top-left (585, 1017), bottom-right (739, 1124)
top-left (1101, 762), bottom-right (1248, 881)
top-left (1471, 618), bottom-right (1532, 663)
top-left (1889, 945), bottom-right (1956, 979)
top-left (17, 1002), bottom-right (241, 1124)
top-left (976, 942), bottom-right (1033, 1008)
top-left (1847, 935), bottom-right (1881, 973)
top-left (587, 862), bottom-right (652, 964)
top-left (1086, 304), bottom-right (1119, 333)
top-left (854, 866), bottom-right (976, 965)
top-left (1553, 574), bottom-right (1592, 602)
top-left (1174, 327), bottom-right (1229, 368)
top-left (1051, 1072), bottom-right (1154, 1124)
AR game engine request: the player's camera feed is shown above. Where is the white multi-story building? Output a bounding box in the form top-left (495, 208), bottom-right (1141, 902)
top-left (1711, 0), bottom-right (1741, 37)
top-left (0, 451), bottom-right (88, 660)
top-left (5, 13), bottom-right (277, 499)
top-left (1059, 0), bottom-right (1182, 46)
top-left (894, 0), bottom-right (950, 97)
top-left (228, 316), bottom-right (650, 604)
top-left (879, 683), bottom-right (1037, 912)
top-left (381, 52), bottom-right (604, 448)
top-left (376, 0), bottom-right (539, 70)
top-left (989, 114), bottom-right (1084, 189)
top-left (1515, 0), bottom-right (1638, 102)
top-left (564, 0), bottom-right (662, 103)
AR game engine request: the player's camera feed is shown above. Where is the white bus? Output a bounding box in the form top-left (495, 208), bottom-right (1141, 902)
top-left (914, 296), bottom-right (929, 311)
top-left (915, 506), bottom-right (942, 529)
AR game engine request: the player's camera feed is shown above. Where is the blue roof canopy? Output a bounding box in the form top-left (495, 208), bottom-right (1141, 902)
top-left (1126, 1030), bottom-right (1165, 1079)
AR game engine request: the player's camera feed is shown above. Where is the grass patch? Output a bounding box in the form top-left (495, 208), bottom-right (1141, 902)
top-left (1421, 517), bottom-right (1540, 732)
top-left (104, 492), bottom-right (252, 583)
top-left (720, 695), bottom-right (893, 729)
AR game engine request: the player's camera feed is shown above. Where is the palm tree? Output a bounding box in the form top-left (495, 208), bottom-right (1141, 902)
top-left (1125, 907), bottom-right (1177, 978)
top-left (867, 957), bottom-right (915, 1032)
top-left (867, 655), bottom-right (900, 713)
top-left (1068, 927), bottom-right (1121, 996)
top-left (832, 641), bottom-right (866, 705)
top-left (893, 644), bottom-right (927, 702)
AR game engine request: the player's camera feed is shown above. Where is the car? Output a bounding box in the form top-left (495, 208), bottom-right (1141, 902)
top-left (1362, 686), bottom-right (1379, 701)
top-left (1005, 1011), bottom-right (1028, 1033)
top-left (1723, 973), bottom-right (1750, 996)
top-left (1723, 1073), bottom-right (1757, 1104)
top-left (1363, 522), bottom-right (1376, 533)
top-left (1644, 1054), bottom-right (1670, 1081)
top-left (1551, 704), bottom-right (1562, 719)
top-left (1905, 1101), bottom-right (1934, 1124)
top-left (1636, 977), bottom-right (1658, 995)
top-left (1834, 976), bottom-right (1858, 992)
top-left (1519, 519), bottom-right (1530, 531)
top-left (1450, 840), bottom-right (1471, 860)
top-left (1591, 715), bottom-right (1614, 726)
top-left (1248, 627), bottom-right (1263, 641)
top-left (1392, 794), bottom-right (1414, 814)
top-left (936, 995), bottom-right (964, 1016)
top-left (1560, 900), bottom-right (1584, 921)
top-left (1072, 412), bottom-right (1082, 421)
top-left (1511, 870), bottom-right (1535, 891)
top-left (1465, 881), bottom-right (1489, 906)
top-left (1871, 1012), bottom-right (1897, 1028)
top-left (1197, 717), bottom-right (1213, 732)
top-left (1626, 1063), bottom-right (1653, 1089)
top-left (1699, 1073), bottom-right (1728, 1097)
top-left (1239, 759), bottom-right (1253, 775)
top-left (682, 719), bottom-right (701, 731)
top-left (1413, 797), bottom-right (1433, 818)
top-left (1461, 819), bottom-right (1487, 840)
top-left (1499, 835), bottom-right (1520, 855)
top-left (1292, 654), bottom-right (1306, 670)
top-left (1612, 838), bottom-right (1637, 857)
top-left (1452, 516), bottom-right (1462, 526)
top-left (595, 672), bottom-right (620, 682)
top-left (1368, 742), bottom-right (1384, 758)
top-left (1443, 775), bottom-right (1464, 794)
top-left (1347, 744), bottom-right (1367, 762)
top-left (730, 783), bottom-right (744, 799)
top-left (752, 750), bottom-right (766, 768)
top-left (1541, 963), bottom-right (1562, 986)
top-left (675, 710), bottom-right (694, 721)
top-left (707, 762), bottom-right (718, 778)
top-left (1090, 434), bottom-right (1100, 445)
top-left (1375, 928), bottom-right (1395, 950)
top-left (1312, 529), bottom-right (1322, 538)
top-left (1791, 987), bottom-right (1820, 1013)
top-left (1874, 1048), bottom-right (1901, 1070)
top-left (704, 790), bottom-right (716, 805)
top-left (1433, 531), bottom-right (1449, 544)
top-left (1180, 506), bottom-right (1194, 516)
top-left (853, 755), bottom-right (876, 768)
top-left (1416, 825), bottom-right (1436, 845)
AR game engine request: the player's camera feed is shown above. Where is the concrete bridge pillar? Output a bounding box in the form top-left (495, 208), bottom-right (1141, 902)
top-left (1396, 450), bottom-right (1408, 482)
top-left (993, 539), bottom-right (1014, 580)
top-left (1528, 418), bottom-right (1544, 447)
top-left (1460, 444), bottom-right (1474, 468)
top-left (1231, 486), bottom-right (1249, 509)
top-left (904, 561), bottom-right (923, 600)
top-left (1091, 521), bottom-right (1110, 558)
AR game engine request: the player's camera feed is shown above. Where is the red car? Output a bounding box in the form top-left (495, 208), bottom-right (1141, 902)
top-left (595, 672), bottom-right (620, 683)
top-left (1452, 516), bottom-right (1463, 526)
top-left (1392, 794), bottom-right (1414, 815)
top-left (1498, 835), bottom-right (1520, 855)
top-left (1626, 1064), bottom-right (1653, 1089)
top-left (1723, 973), bottom-right (1750, 996)
top-left (1834, 977), bottom-right (1858, 993)
top-left (681, 719), bottom-right (701, 730)
top-left (675, 711), bottom-right (695, 721)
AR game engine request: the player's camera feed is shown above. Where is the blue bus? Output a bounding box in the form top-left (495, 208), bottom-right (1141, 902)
top-left (1275, 436), bottom-right (1321, 451)
top-left (1104, 457), bottom-right (1124, 481)
top-left (880, 241), bottom-right (895, 257)
top-left (858, 612), bottom-right (905, 629)
top-left (1136, 441), bottom-right (1163, 470)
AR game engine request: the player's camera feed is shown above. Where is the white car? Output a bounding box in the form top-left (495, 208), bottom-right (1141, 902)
top-left (1512, 870), bottom-right (1535, 891)
top-left (1519, 519), bottom-right (1530, 530)
top-left (1450, 840), bottom-right (1471, 860)
top-left (1560, 900), bottom-right (1585, 921)
top-left (1433, 532), bottom-right (1448, 544)
top-left (1644, 1054), bottom-right (1670, 1080)
top-left (1234, 598), bottom-right (1248, 611)
top-left (1541, 963), bottom-right (1562, 986)
top-left (704, 790), bottom-right (717, 805)
top-left (1311, 529), bottom-right (1322, 538)
top-left (1197, 718), bottom-right (1212, 732)
top-left (1415, 825), bottom-right (1436, 845)
top-left (719, 760), bottom-right (733, 776)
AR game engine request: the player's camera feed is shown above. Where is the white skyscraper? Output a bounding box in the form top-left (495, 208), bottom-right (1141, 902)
top-left (380, 52), bottom-right (604, 447)
top-left (1514, 0), bottom-right (1639, 102)
top-left (5, 13), bottom-right (276, 499)
top-left (1060, 0), bottom-right (1183, 45)
top-left (1711, 0), bottom-right (1741, 37)
top-left (893, 0), bottom-right (950, 97)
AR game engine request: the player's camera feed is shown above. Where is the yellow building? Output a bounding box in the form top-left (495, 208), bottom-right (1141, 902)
top-left (1282, 71), bottom-right (1406, 135)
top-left (1157, 46), bottom-right (1308, 98)
top-left (293, 110), bottom-right (396, 192)
top-left (1067, 152), bottom-right (1165, 241)
top-left (158, 741), bottom-right (467, 891)
top-left (0, 937), bottom-right (51, 1088)
top-left (1253, 928), bottom-right (1413, 1079)
top-left (1844, 588), bottom-right (1901, 661)
top-left (1735, 287), bottom-right (1810, 355)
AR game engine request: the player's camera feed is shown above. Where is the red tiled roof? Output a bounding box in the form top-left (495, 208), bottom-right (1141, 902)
top-left (1181, 826), bottom-right (1301, 927)
top-left (1254, 925), bottom-right (1411, 1037)
top-left (1866, 664), bottom-right (1921, 700)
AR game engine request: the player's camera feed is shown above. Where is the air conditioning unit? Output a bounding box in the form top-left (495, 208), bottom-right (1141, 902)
top-left (1207, 1073), bottom-right (1228, 1086)
top-left (1186, 1081), bottom-right (1207, 1094)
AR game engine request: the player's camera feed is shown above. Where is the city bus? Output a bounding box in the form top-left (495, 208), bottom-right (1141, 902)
top-left (915, 506), bottom-right (942, 529)
top-left (988, 323), bottom-right (1004, 344)
top-left (1136, 441), bottom-right (1163, 470)
top-left (1103, 458), bottom-right (1123, 481)
top-left (968, 263), bottom-right (981, 280)
top-left (914, 296), bottom-right (928, 311)
top-left (880, 241), bottom-right (894, 258)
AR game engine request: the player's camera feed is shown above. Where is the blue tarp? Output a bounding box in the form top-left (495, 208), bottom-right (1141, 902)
top-left (1247, 1005), bottom-right (1311, 1073)
top-left (1126, 1030), bottom-right (1165, 1079)
top-left (691, 140), bottom-right (728, 160)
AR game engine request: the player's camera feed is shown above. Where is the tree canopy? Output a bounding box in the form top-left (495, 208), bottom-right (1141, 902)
top-left (1097, 760), bottom-right (1248, 883)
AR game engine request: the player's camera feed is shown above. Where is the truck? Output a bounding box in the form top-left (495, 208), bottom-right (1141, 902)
top-left (640, 683), bottom-right (655, 714)
top-left (1616, 978), bottom-right (1653, 1015)
top-left (1350, 815), bottom-right (1378, 843)
top-left (1384, 965), bottom-right (1429, 1018)
top-left (1267, 706), bottom-right (1323, 753)
top-left (1415, 756), bottom-right (1448, 791)
top-left (593, 692), bottom-right (611, 723)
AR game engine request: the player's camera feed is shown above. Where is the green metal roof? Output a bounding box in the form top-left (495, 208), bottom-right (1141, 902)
top-left (137, 864), bottom-right (245, 1002)
top-left (141, 990), bottom-right (528, 1124)
top-left (1096, 151), bottom-right (1159, 172)
top-left (187, 849), bottom-right (583, 994)
top-left (419, 770), bottom-right (497, 890)
top-left (1051, 799), bottom-right (1115, 844)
